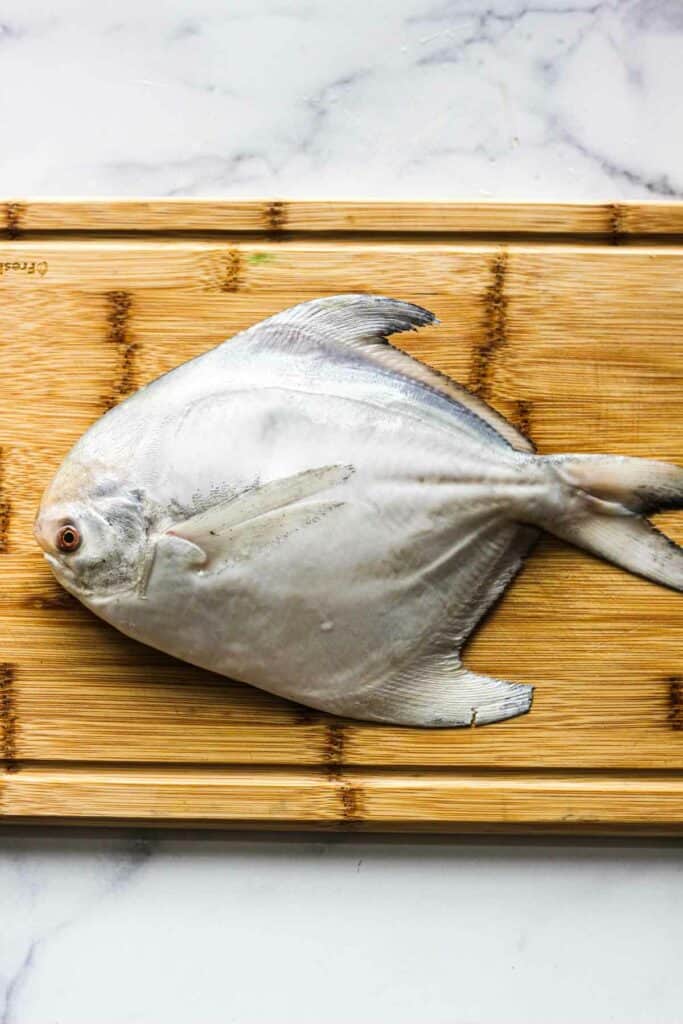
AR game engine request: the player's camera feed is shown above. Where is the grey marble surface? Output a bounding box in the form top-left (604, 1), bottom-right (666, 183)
top-left (2, 1), bottom-right (683, 1021)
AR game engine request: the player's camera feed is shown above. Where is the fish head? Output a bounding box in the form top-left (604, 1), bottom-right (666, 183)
top-left (34, 457), bottom-right (150, 600)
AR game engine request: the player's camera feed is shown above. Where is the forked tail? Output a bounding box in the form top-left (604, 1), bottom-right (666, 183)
top-left (534, 454), bottom-right (683, 591)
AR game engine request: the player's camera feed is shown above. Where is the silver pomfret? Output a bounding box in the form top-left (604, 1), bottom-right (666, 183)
top-left (35, 295), bottom-right (683, 726)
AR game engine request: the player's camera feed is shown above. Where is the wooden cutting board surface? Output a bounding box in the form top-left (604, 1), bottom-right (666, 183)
top-left (2, 199), bottom-right (683, 832)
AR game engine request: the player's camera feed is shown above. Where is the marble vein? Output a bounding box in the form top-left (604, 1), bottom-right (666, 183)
top-left (0, 837), bottom-right (154, 1024)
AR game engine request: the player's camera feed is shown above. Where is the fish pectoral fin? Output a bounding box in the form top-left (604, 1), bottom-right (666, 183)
top-left (348, 654), bottom-right (533, 728)
top-left (201, 500), bottom-right (344, 568)
top-left (165, 463), bottom-right (352, 569)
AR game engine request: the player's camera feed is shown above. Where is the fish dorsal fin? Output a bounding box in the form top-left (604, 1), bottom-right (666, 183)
top-left (253, 294), bottom-right (534, 453)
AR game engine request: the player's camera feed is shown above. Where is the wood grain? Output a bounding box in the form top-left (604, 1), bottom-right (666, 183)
top-left (6, 198), bottom-right (683, 238)
top-left (1, 200), bottom-right (682, 831)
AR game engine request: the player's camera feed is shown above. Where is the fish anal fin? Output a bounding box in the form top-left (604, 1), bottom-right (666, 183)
top-left (345, 655), bottom-right (533, 728)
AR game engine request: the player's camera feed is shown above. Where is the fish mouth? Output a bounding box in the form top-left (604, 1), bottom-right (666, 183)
top-left (35, 523), bottom-right (77, 585)
top-left (33, 514), bottom-right (52, 554)
top-left (34, 514), bottom-right (68, 576)
top-left (42, 551), bottom-right (79, 592)
top-left (43, 551), bottom-right (71, 579)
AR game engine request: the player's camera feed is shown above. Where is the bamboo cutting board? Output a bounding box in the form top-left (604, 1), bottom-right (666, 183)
top-left (2, 199), bottom-right (683, 832)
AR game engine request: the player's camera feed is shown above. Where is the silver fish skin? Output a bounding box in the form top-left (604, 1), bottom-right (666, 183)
top-left (34, 295), bottom-right (683, 727)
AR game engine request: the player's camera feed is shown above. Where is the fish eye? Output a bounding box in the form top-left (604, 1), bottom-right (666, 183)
top-left (56, 523), bottom-right (81, 553)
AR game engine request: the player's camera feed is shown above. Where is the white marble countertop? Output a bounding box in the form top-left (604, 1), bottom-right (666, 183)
top-left (1, 0), bottom-right (681, 200)
top-left (2, 2), bottom-right (683, 1021)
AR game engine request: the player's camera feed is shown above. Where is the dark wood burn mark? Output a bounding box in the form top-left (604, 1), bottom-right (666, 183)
top-left (513, 399), bottom-right (533, 441)
top-left (22, 589), bottom-right (76, 610)
top-left (221, 248), bottom-right (242, 292)
top-left (293, 705), bottom-right (323, 726)
top-left (324, 723), bottom-right (363, 823)
top-left (0, 663), bottom-right (17, 768)
top-left (0, 446), bottom-right (10, 553)
top-left (325, 723), bottom-right (345, 769)
top-left (339, 782), bottom-right (361, 820)
top-left (468, 250), bottom-right (508, 400)
top-left (263, 200), bottom-right (287, 235)
top-left (4, 201), bottom-right (25, 239)
top-left (607, 202), bottom-right (625, 246)
top-left (102, 291), bottom-right (137, 411)
top-left (667, 676), bottom-right (683, 731)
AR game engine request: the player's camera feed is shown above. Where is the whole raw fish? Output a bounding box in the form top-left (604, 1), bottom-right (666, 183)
top-left (34, 295), bottom-right (683, 726)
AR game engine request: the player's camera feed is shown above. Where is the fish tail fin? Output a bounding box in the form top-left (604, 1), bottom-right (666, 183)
top-left (536, 454), bottom-right (683, 592)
